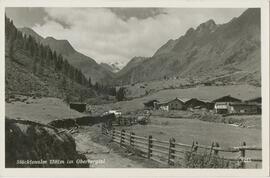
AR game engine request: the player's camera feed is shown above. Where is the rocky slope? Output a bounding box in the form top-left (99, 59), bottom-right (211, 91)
top-left (117, 8), bottom-right (261, 86)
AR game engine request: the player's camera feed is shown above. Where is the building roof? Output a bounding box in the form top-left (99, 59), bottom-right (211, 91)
top-left (212, 95), bottom-right (241, 103)
top-left (143, 99), bottom-right (159, 107)
top-left (157, 97), bottom-right (185, 106)
top-left (70, 102), bottom-right (87, 105)
top-left (185, 98), bottom-right (208, 103)
top-left (229, 103), bottom-right (260, 106)
top-left (245, 97), bottom-right (261, 103)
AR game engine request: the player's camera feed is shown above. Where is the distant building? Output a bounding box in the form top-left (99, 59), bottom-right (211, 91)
top-left (229, 103), bottom-right (260, 114)
top-left (212, 95), bottom-right (261, 114)
top-left (185, 98), bottom-right (208, 109)
top-left (206, 102), bottom-right (215, 110)
top-left (213, 95), bottom-right (241, 114)
top-left (245, 97), bottom-right (261, 114)
top-left (212, 95), bottom-right (242, 103)
top-left (143, 99), bottom-right (159, 110)
top-left (70, 103), bottom-right (86, 113)
top-left (214, 102), bottom-right (230, 114)
top-left (157, 98), bottom-right (186, 111)
top-left (245, 97), bottom-right (261, 104)
top-left (158, 104), bottom-right (169, 111)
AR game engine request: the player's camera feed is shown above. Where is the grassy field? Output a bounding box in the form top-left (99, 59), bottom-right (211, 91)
top-left (124, 79), bottom-right (260, 99)
top-left (123, 78), bottom-right (190, 98)
top-left (6, 97), bottom-right (87, 124)
top-left (120, 116), bottom-right (261, 147)
top-left (118, 116), bottom-right (261, 162)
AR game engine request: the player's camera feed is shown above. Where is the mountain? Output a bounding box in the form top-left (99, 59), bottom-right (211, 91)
top-left (19, 27), bottom-right (44, 43)
top-left (116, 8), bottom-right (261, 86)
top-left (6, 16), bottom-right (97, 100)
top-left (42, 37), bottom-right (76, 55)
top-left (100, 62), bottom-right (122, 73)
top-left (19, 28), bottom-right (114, 84)
top-left (116, 56), bottom-right (148, 84)
top-left (117, 57), bottom-right (148, 75)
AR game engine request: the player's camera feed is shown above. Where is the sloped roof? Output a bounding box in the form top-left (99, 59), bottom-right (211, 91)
top-left (229, 103), bottom-right (260, 106)
top-left (185, 98), bottom-right (207, 105)
top-left (143, 99), bottom-right (159, 106)
top-left (212, 95), bottom-right (241, 103)
top-left (158, 97), bottom-right (186, 105)
top-left (185, 98), bottom-right (210, 103)
top-left (245, 97), bottom-right (261, 103)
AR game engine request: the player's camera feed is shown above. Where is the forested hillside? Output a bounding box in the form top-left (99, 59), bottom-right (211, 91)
top-left (5, 15), bottom-right (116, 102)
top-left (19, 27), bottom-right (115, 85)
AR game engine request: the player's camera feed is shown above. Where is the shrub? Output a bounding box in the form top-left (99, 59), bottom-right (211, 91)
top-left (184, 151), bottom-right (238, 168)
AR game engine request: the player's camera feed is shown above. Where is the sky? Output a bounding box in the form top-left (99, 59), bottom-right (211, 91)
top-left (6, 7), bottom-right (246, 65)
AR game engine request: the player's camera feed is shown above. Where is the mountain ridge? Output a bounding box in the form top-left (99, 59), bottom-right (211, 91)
top-left (18, 8), bottom-right (261, 87)
top-left (116, 8), bottom-right (261, 86)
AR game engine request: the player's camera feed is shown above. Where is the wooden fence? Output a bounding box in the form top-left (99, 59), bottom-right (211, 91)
top-left (101, 126), bottom-right (262, 168)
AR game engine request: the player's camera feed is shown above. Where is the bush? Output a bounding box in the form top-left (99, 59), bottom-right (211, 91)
top-left (184, 152), bottom-right (238, 168)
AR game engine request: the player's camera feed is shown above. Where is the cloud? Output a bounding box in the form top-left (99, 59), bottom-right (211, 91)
top-left (32, 8), bottom-right (245, 64)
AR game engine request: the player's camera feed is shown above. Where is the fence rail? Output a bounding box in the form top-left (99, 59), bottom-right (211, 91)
top-left (101, 126), bottom-right (262, 168)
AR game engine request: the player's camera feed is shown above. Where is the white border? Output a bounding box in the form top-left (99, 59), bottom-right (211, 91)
top-left (0, 0), bottom-right (269, 177)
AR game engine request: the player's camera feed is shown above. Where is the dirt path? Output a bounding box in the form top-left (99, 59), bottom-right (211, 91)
top-left (73, 125), bottom-right (144, 168)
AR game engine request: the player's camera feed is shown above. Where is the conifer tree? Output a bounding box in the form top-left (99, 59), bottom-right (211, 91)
top-left (88, 77), bottom-right (92, 87)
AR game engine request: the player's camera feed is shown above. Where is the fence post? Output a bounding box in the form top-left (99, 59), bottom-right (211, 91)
top-left (190, 141), bottom-right (194, 153)
top-left (130, 132), bottom-right (135, 147)
top-left (207, 142), bottom-right (214, 161)
top-left (101, 123), bottom-right (104, 134)
top-left (120, 129), bottom-right (125, 147)
top-left (168, 138), bottom-right (176, 165)
top-left (240, 142), bottom-right (246, 168)
top-left (148, 135), bottom-right (153, 159)
top-left (112, 128), bottom-right (115, 141)
top-left (193, 141), bottom-right (198, 152)
top-left (214, 142), bottom-right (220, 156)
top-left (209, 142), bottom-right (214, 156)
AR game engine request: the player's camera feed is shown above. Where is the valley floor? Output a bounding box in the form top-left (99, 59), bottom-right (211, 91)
top-left (5, 95), bottom-right (262, 168)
